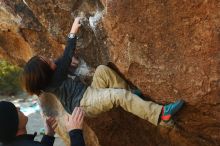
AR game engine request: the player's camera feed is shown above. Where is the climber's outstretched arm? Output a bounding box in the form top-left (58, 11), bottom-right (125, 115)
top-left (50, 18), bottom-right (81, 86)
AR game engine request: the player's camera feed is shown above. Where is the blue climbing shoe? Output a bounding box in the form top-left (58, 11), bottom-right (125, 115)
top-left (161, 99), bottom-right (184, 122)
top-left (133, 89), bottom-right (142, 97)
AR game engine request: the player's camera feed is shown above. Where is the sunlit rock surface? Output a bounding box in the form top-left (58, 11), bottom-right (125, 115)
top-left (0, 0), bottom-right (219, 145)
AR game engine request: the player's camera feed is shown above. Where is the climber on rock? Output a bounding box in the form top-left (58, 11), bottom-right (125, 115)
top-left (21, 17), bottom-right (184, 128)
top-left (0, 101), bottom-right (85, 146)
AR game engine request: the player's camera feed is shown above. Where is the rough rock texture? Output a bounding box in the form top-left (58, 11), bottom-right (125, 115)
top-left (0, 0), bottom-right (219, 146)
top-left (101, 1), bottom-right (220, 145)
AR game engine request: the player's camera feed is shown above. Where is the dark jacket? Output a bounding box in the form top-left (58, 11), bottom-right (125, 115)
top-left (69, 129), bottom-right (86, 146)
top-left (4, 133), bottom-right (55, 146)
top-left (3, 130), bottom-right (85, 146)
top-left (46, 37), bottom-right (88, 114)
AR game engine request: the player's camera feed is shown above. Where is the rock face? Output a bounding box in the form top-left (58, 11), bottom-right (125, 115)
top-left (0, 0), bottom-right (219, 146)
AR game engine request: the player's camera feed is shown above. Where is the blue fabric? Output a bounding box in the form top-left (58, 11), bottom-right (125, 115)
top-left (41, 135), bottom-right (55, 146)
top-left (4, 134), bottom-right (55, 146)
top-left (46, 37), bottom-right (87, 114)
top-left (69, 129), bottom-right (85, 146)
top-left (164, 99), bottom-right (184, 116)
top-left (0, 101), bottom-right (18, 143)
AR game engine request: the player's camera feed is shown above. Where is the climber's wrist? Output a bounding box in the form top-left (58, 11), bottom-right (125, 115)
top-left (68, 33), bottom-right (76, 39)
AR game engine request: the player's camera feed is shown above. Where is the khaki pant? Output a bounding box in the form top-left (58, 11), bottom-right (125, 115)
top-left (80, 65), bottom-right (162, 125)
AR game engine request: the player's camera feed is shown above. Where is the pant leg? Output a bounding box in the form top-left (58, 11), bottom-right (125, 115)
top-left (91, 65), bottom-right (129, 89)
top-left (80, 87), bottom-right (162, 126)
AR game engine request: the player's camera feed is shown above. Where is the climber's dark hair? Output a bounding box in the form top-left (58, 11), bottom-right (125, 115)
top-left (20, 56), bottom-right (53, 96)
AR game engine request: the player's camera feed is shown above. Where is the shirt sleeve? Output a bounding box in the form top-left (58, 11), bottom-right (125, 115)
top-left (41, 135), bottom-right (55, 146)
top-left (69, 129), bottom-right (85, 146)
top-left (50, 37), bottom-right (77, 87)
